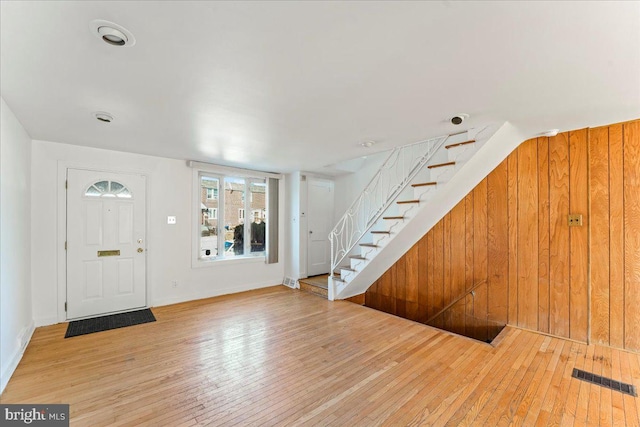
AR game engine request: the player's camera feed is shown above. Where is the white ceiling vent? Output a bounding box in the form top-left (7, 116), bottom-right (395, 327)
top-left (89, 20), bottom-right (136, 47)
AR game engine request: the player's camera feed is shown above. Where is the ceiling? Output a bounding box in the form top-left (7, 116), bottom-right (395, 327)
top-left (1, 1), bottom-right (639, 175)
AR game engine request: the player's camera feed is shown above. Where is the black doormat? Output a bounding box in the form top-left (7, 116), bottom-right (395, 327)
top-left (65, 308), bottom-right (156, 338)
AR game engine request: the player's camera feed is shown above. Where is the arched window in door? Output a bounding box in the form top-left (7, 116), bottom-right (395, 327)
top-left (84, 180), bottom-right (132, 198)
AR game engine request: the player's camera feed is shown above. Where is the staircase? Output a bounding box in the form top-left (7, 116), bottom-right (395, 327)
top-left (298, 275), bottom-right (329, 298)
top-left (328, 122), bottom-right (526, 300)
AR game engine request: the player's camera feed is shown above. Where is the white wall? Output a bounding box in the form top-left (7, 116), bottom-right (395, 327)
top-left (1, 98), bottom-right (34, 393)
top-left (283, 172), bottom-right (301, 281)
top-left (333, 151), bottom-right (388, 221)
top-left (31, 140), bottom-right (285, 325)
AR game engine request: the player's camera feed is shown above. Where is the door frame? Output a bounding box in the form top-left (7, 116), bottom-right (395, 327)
top-left (55, 162), bottom-right (150, 323)
top-left (303, 175), bottom-right (334, 278)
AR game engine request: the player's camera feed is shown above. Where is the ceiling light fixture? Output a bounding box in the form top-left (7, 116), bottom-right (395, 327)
top-left (450, 113), bottom-right (469, 125)
top-left (89, 20), bottom-right (136, 47)
top-left (540, 129), bottom-right (560, 137)
top-left (98, 26), bottom-right (127, 46)
top-left (94, 112), bottom-right (114, 123)
top-left (360, 140), bottom-right (375, 148)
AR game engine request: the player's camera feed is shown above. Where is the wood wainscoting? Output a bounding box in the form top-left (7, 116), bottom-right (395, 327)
top-left (365, 119), bottom-right (640, 351)
top-left (2, 286), bottom-right (640, 425)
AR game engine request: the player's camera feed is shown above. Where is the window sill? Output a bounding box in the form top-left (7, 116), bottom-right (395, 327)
top-left (192, 255), bottom-right (266, 269)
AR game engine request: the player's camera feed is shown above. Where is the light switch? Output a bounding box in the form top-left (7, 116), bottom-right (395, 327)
top-left (167, 216), bottom-right (177, 225)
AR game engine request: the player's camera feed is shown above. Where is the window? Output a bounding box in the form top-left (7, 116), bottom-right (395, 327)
top-left (206, 187), bottom-right (218, 200)
top-left (197, 172), bottom-right (267, 261)
top-left (85, 180), bottom-right (132, 198)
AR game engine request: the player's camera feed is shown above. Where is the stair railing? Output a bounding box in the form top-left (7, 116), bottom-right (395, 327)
top-left (424, 279), bottom-right (506, 343)
top-left (425, 279), bottom-right (487, 325)
top-left (329, 133), bottom-right (450, 276)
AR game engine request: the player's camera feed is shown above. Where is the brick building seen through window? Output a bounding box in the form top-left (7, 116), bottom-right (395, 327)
top-left (200, 176), bottom-right (266, 258)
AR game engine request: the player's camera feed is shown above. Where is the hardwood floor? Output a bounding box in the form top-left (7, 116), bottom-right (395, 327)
top-left (2, 285), bottom-right (639, 426)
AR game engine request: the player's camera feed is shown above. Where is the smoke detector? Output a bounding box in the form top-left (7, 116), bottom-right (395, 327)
top-left (89, 20), bottom-right (136, 47)
top-left (94, 112), bottom-right (114, 123)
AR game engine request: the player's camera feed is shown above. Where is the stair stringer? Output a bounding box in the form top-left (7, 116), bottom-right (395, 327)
top-left (330, 122), bottom-right (528, 300)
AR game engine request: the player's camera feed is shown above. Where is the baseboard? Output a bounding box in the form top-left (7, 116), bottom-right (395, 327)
top-left (34, 316), bottom-right (59, 327)
top-left (0, 319), bottom-right (35, 395)
top-left (152, 280), bottom-right (282, 308)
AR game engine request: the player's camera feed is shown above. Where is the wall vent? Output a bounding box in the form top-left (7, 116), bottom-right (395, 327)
top-left (283, 277), bottom-right (298, 289)
top-left (572, 368), bottom-right (637, 396)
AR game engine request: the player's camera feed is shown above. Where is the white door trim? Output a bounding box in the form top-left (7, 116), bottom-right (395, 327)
top-left (305, 176), bottom-right (334, 277)
top-left (55, 161), bottom-right (151, 323)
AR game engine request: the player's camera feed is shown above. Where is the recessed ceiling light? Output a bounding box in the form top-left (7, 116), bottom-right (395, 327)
top-left (94, 112), bottom-right (114, 123)
top-left (89, 19), bottom-right (136, 47)
top-left (360, 140), bottom-right (375, 148)
top-left (98, 26), bottom-right (127, 46)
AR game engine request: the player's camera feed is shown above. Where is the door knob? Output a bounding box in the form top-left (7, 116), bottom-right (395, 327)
top-left (137, 248), bottom-right (144, 253)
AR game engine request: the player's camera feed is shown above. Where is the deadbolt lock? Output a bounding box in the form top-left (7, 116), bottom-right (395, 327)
top-left (137, 248), bottom-right (144, 253)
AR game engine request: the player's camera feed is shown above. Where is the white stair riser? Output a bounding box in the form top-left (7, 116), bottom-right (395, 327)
top-left (399, 202), bottom-right (421, 214)
top-left (429, 165), bottom-right (456, 182)
top-left (447, 143), bottom-right (477, 162)
top-left (340, 269), bottom-right (355, 282)
top-left (413, 185), bottom-right (437, 200)
top-left (350, 257), bottom-right (366, 270)
top-left (359, 245), bottom-right (380, 258)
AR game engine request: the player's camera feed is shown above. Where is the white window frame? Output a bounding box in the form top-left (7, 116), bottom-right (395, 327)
top-left (207, 208), bottom-right (217, 220)
top-left (238, 208), bottom-right (245, 222)
top-left (192, 168), bottom-right (271, 267)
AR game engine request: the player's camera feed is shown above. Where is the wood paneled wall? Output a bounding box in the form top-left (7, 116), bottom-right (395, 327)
top-left (590, 120), bottom-right (640, 349)
top-left (365, 119), bottom-right (640, 350)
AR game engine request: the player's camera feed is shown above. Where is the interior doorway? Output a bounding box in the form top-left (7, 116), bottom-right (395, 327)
top-left (306, 178), bottom-right (334, 276)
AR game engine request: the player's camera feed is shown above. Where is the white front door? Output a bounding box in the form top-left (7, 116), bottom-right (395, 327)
top-left (66, 168), bottom-right (147, 319)
top-left (307, 178), bottom-right (334, 276)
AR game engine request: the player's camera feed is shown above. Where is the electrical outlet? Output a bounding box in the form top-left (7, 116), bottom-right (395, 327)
top-left (171, 280), bottom-right (178, 288)
top-left (167, 216), bottom-right (177, 225)
top-left (568, 214), bottom-right (583, 227)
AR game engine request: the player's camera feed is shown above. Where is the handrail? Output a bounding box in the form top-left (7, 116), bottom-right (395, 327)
top-left (328, 133), bottom-right (450, 275)
top-left (425, 279), bottom-right (488, 325)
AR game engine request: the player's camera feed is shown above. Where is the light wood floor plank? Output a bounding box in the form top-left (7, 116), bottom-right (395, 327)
top-left (2, 286), bottom-right (640, 426)
top-left (473, 332), bottom-right (542, 425)
top-left (493, 335), bottom-right (548, 426)
top-left (521, 339), bottom-right (564, 425)
top-left (574, 343), bottom-right (596, 425)
top-left (587, 344), bottom-right (604, 426)
top-left (612, 347), bottom-right (629, 426)
top-left (447, 329), bottom-right (526, 426)
top-left (547, 342), bottom-right (581, 426)
top-left (599, 346), bottom-right (614, 427)
top-left (510, 338), bottom-right (559, 425)
top-left (620, 350), bottom-right (640, 426)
